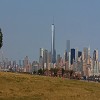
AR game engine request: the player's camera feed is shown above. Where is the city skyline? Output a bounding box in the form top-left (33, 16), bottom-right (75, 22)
top-left (0, 0), bottom-right (100, 61)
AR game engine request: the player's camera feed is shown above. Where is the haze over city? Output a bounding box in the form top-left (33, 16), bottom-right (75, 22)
top-left (0, 0), bottom-right (100, 61)
top-left (1, 1), bottom-right (100, 99)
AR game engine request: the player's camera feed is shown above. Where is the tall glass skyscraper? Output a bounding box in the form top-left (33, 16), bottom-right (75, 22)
top-left (51, 23), bottom-right (56, 63)
top-left (66, 40), bottom-right (70, 54)
top-left (71, 48), bottom-right (75, 64)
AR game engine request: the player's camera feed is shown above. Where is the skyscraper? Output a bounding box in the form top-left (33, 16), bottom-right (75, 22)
top-left (40, 48), bottom-right (44, 58)
top-left (78, 51), bottom-right (82, 58)
top-left (39, 48), bottom-right (44, 69)
top-left (71, 48), bottom-right (75, 65)
top-left (93, 49), bottom-right (99, 75)
top-left (66, 40), bottom-right (70, 54)
top-left (66, 40), bottom-right (71, 69)
top-left (93, 49), bottom-right (98, 61)
top-left (68, 52), bottom-right (71, 69)
top-left (65, 50), bottom-right (68, 61)
top-left (82, 47), bottom-right (88, 61)
top-left (51, 23), bottom-right (56, 64)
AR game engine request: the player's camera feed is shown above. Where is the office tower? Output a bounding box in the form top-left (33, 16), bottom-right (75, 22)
top-left (93, 49), bottom-right (99, 75)
top-left (39, 48), bottom-right (44, 68)
top-left (82, 48), bottom-right (88, 76)
top-left (88, 46), bottom-right (90, 57)
top-left (39, 48), bottom-right (49, 69)
top-left (78, 51), bottom-right (82, 58)
top-left (51, 23), bottom-right (56, 63)
top-left (87, 46), bottom-right (91, 64)
top-left (12, 60), bottom-right (17, 71)
top-left (40, 48), bottom-right (44, 58)
top-left (68, 52), bottom-right (71, 69)
top-left (43, 49), bottom-right (48, 64)
top-left (13, 60), bottom-right (16, 67)
top-left (64, 50), bottom-right (68, 70)
top-left (93, 49), bottom-right (98, 61)
top-left (82, 47), bottom-right (88, 61)
top-left (77, 51), bottom-right (82, 62)
top-left (71, 49), bottom-right (75, 65)
top-left (23, 56), bottom-right (31, 73)
top-left (24, 56), bottom-right (29, 67)
top-left (75, 48), bottom-right (78, 62)
top-left (66, 40), bottom-right (70, 54)
top-left (65, 50), bottom-right (68, 62)
top-left (32, 61), bottom-right (39, 72)
top-left (47, 51), bottom-right (51, 70)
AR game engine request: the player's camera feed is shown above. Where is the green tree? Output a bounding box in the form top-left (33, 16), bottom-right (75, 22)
top-left (50, 68), bottom-right (54, 76)
top-left (54, 68), bottom-right (59, 76)
top-left (38, 69), bottom-right (43, 75)
top-left (0, 28), bottom-right (3, 48)
top-left (62, 68), bottom-right (65, 76)
top-left (69, 70), bottom-right (74, 79)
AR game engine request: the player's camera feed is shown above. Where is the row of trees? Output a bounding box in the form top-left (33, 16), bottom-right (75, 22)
top-left (34, 68), bottom-right (81, 79)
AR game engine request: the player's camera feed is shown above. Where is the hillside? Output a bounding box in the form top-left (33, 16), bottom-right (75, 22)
top-left (0, 72), bottom-right (100, 100)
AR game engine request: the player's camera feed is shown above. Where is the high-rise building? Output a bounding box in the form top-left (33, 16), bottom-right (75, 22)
top-left (57, 54), bottom-right (61, 65)
top-left (78, 51), bottom-right (82, 58)
top-left (93, 49), bottom-right (98, 61)
top-left (51, 23), bottom-right (56, 63)
top-left (93, 49), bottom-right (99, 75)
top-left (65, 51), bottom-right (68, 62)
top-left (88, 46), bottom-right (90, 57)
top-left (75, 48), bottom-right (78, 62)
top-left (19, 60), bottom-right (22, 67)
top-left (82, 47), bottom-right (88, 61)
top-left (71, 48), bottom-right (75, 65)
top-left (39, 48), bottom-right (50, 69)
top-left (43, 49), bottom-right (48, 64)
top-left (39, 48), bottom-right (44, 69)
top-left (40, 48), bottom-right (44, 58)
top-left (24, 56), bottom-right (29, 67)
top-left (66, 40), bottom-right (70, 54)
top-left (87, 46), bottom-right (91, 64)
top-left (68, 52), bottom-right (71, 69)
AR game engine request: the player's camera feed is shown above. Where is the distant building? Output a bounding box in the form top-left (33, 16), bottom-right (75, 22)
top-left (23, 56), bottom-right (29, 67)
top-left (78, 51), bottom-right (82, 58)
top-left (65, 50), bottom-right (68, 62)
top-left (71, 48), bottom-right (75, 65)
top-left (66, 40), bottom-right (70, 55)
top-left (32, 61), bottom-right (39, 72)
top-left (39, 48), bottom-right (50, 70)
top-left (68, 52), bottom-right (71, 70)
top-left (93, 49), bottom-right (98, 61)
top-left (82, 47), bottom-right (88, 62)
top-left (39, 48), bottom-right (44, 69)
top-left (19, 60), bottom-right (22, 67)
top-left (51, 23), bottom-right (56, 64)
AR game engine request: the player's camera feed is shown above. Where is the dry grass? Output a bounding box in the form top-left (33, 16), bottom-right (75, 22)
top-left (0, 72), bottom-right (100, 100)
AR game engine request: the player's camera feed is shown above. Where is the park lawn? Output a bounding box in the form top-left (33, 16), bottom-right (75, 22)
top-left (0, 72), bottom-right (100, 100)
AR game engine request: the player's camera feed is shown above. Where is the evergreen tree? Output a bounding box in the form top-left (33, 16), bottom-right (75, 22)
top-left (0, 28), bottom-right (3, 48)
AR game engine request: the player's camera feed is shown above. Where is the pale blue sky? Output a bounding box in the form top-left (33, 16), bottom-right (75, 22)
top-left (0, 0), bottom-right (100, 61)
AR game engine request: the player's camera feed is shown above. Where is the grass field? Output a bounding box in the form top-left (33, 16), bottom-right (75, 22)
top-left (0, 72), bottom-right (100, 100)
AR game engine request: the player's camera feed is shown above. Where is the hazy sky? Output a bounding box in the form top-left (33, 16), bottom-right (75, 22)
top-left (0, 0), bottom-right (100, 61)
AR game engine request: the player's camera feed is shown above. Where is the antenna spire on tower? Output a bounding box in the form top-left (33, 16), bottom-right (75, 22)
top-left (53, 16), bottom-right (54, 24)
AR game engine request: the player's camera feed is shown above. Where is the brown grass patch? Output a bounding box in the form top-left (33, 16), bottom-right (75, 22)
top-left (0, 72), bottom-right (100, 100)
